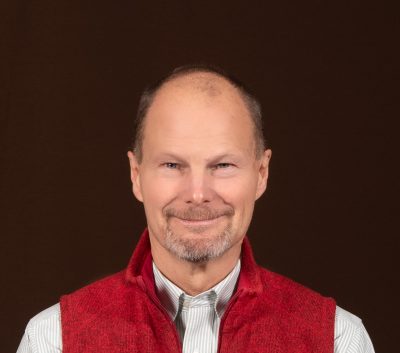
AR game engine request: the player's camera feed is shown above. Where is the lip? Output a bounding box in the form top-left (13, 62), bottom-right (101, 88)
top-left (173, 216), bottom-right (223, 227)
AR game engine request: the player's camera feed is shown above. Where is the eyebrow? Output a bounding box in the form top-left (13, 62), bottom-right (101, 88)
top-left (153, 153), bottom-right (187, 164)
top-left (154, 152), bottom-right (243, 164)
top-left (205, 153), bottom-right (243, 163)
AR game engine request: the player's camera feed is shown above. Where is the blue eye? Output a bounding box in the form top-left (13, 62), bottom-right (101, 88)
top-left (164, 162), bottom-right (179, 169)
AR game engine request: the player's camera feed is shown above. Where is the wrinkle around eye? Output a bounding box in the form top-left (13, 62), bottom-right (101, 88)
top-left (211, 163), bottom-right (238, 177)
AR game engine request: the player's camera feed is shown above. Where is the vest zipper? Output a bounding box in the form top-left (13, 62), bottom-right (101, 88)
top-left (139, 278), bottom-right (183, 353)
top-left (216, 289), bottom-right (244, 353)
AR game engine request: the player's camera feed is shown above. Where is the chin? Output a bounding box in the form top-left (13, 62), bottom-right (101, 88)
top-left (164, 227), bottom-right (233, 263)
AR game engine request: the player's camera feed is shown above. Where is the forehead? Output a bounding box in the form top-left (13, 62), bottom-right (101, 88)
top-left (164, 72), bottom-right (229, 96)
top-left (142, 73), bottom-right (255, 159)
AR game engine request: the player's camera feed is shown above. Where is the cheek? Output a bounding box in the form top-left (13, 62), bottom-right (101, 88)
top-left (215, 180), bottom-right (257, 237)
top-left (215, 176), bottom-right (258, 210)
top-left (140, 175), bottom-right (178, 213)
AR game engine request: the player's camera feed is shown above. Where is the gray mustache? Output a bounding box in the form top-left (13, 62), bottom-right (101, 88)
top-left (164, 206), bottom-right (234, 221)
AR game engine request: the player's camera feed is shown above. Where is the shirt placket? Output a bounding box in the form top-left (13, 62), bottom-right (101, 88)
top-left (181, 294), bottom-right (218, 353)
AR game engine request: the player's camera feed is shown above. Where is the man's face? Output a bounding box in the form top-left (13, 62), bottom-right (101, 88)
top-left (128, 74), bottom-right (271, 263)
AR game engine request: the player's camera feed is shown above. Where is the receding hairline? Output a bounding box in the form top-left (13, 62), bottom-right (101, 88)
top-left (133, 66), bottom-right (267, 162)
top-left (157, 71), bottom-right (234, 96)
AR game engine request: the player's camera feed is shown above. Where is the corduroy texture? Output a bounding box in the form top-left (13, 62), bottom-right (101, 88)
top-left (61, 229), bottom-right (336, 353)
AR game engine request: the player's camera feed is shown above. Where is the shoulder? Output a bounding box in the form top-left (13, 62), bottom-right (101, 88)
top-left (334, 306), bottom-right (375, 353)
top-left (257, 266), bottom-right (336, 315)
top-left (254, 267), bottom-right (374, 352)
top-left (258, 266), bottom-right (328, 297)
top-left (60, 270), bottom-right (147, 328)
top-left (61, 270), bottom-right (127, 307)
top-left (27, 303), bottom-right (60, 325)
top-left (23, 303), bottom-right (62, 352)
top-left (336, 305), bottom-right (363, 328)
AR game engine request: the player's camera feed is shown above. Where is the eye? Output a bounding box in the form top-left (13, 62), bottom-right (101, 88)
top-left (214, 163), bottom-right (233, 169)
top-left (163, 162), bottom-right (179, 169)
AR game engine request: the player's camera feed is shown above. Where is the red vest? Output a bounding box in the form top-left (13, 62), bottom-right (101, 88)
top-left (61, 229), bottom-right (336, 353)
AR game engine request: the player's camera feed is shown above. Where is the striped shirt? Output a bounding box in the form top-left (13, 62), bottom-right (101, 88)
top-left (153, 260), bottom-right (241, 353)
top-left (17, 261), bottom-right (375, 353)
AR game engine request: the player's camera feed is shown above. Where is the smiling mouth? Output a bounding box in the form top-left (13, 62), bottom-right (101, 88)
top-left (173, 216), bottom-right (224, 227)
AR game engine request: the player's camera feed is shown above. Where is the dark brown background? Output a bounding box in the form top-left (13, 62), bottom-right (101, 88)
top-left (1, 1), bottom-right (398, 352)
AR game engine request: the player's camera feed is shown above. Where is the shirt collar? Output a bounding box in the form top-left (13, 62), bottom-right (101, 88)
top-left (153, 260), bottom-right (241, 320)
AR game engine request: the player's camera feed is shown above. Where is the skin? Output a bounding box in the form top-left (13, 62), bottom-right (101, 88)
top-left (127, 72), bottom-right (272, 295)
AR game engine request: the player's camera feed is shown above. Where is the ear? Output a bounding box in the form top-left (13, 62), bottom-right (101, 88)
top-left (127, 151), bottom-right (144, 202)
top-left (255, 149), bottom-right (272, 200)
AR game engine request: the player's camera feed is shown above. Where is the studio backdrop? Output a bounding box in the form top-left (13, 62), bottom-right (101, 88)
top-left (1, 1), bottom-right (397, 352)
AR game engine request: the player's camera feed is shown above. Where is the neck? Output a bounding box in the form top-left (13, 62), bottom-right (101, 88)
top-left (150, 237), bottom-right (242, 296)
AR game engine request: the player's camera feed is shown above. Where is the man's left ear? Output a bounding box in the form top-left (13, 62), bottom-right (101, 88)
top-left (255, 149), bottom-right (272, 200)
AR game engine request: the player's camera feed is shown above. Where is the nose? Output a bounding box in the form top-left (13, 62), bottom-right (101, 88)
top-left (182, 169), bottom-right (214, 205)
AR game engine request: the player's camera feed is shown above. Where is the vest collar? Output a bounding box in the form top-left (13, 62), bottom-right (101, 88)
top-left (124, 228), bottom-right (263, 296)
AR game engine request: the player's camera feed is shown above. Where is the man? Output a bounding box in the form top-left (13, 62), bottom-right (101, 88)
top-left (17, 65), bottom-right (375, 352)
